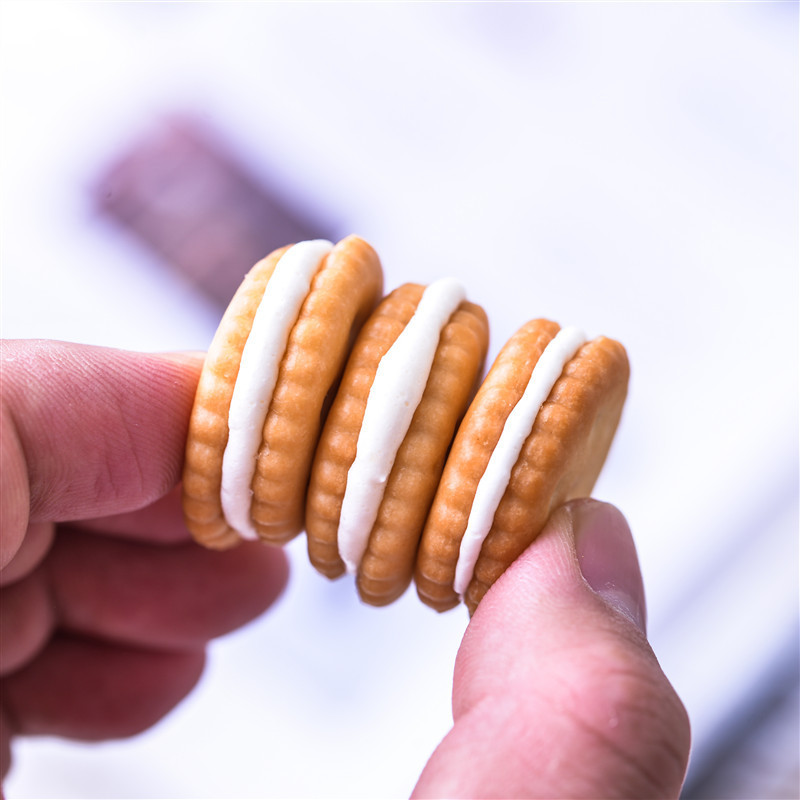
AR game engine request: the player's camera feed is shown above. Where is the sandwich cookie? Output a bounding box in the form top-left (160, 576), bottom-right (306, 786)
top-left (305, 281), bottom-right (489, 606)
top-left (182, 235), bottom-right (383, 548)
top-left (415, 319), bottom-right (629, 615)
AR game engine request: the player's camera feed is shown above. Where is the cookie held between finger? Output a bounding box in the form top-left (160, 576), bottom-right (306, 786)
top-left (182, 236), bottom-right (383, 548)
top-left (182, 235), bottom-right (628, 615)
top-left (415, 319), bottom-right (629, 615)
top-left (306, 281), bottom-right (489, 606)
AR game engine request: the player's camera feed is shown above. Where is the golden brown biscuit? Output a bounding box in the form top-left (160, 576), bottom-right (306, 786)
top-left (182, 235), bottom-right (383, 548)
top-left (306, 281), bottom-right (489, 606)
top-left (182, 233), bottom-right (629, 616)
top-left (415, 319), bottom-right (629, 615)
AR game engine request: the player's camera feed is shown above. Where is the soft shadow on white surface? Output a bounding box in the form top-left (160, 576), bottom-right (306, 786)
top-left (2, 2), bottom-right (797, 798)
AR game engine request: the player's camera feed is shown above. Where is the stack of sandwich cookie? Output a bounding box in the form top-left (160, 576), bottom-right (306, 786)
top-left (182, 237), bottom-right (629, 615)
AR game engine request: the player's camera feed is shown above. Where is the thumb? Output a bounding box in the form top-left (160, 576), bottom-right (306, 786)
top-left (414, 500), bottom-right (691, 799)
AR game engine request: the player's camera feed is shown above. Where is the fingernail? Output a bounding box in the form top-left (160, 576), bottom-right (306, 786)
top-left (568, 499), bottom-right (647, 633)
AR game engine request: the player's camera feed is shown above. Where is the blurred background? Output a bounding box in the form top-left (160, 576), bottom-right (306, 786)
top-left (1, 2), bottom-right (797, 798)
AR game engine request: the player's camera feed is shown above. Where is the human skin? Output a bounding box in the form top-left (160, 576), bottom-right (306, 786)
top-left (413, 499), bottom-right (691, 798)
top-left (0, 339), bottom-right (690, 797)
top-left (0, 341), bottom-right (289, 786)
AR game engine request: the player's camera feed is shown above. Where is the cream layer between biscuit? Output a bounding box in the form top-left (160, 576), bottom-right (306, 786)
top-left (338, 278), bottom-right (466, 574)
top-left (453, 326), bottom-right (587, 596)
top-left (221, 239), bottom-right (333, 540)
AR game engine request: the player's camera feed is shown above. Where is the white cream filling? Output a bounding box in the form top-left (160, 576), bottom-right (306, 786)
top-left (337, 278), bottom-right (466, 573)
top-left (453, 326), bottom-right (587, 596)
top-left (221, 239), bottom-right (333, 539)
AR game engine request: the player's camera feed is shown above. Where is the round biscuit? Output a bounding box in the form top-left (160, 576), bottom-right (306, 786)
top-left (415, 319), bottom-right (629, 614)
top-left (182, 246), bottom-right (288, 549)
top-left (306, 284), bottom-right (489, 606)
top-left (182, 235), bottom-right (382, 548)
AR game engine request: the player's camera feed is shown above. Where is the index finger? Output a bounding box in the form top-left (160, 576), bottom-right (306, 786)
top-left (1, 340), bottom-right (203, 566)
top-left (76, 485), bottom-right (193, 545)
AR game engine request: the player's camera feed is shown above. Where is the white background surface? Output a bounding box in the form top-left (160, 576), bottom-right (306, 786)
top-left (2, 2), bottom-right (798, 797)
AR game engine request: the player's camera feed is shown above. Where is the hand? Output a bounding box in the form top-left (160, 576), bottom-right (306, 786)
top-left (414, 499), bottom-right (691, 798)
top-left (1, 341), bottom-right (691, 798)
top-left (0, 340), bottom-right (288, 782)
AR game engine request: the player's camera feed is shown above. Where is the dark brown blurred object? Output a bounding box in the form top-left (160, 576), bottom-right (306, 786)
top-left (94, 116), bottom-right (329, 306)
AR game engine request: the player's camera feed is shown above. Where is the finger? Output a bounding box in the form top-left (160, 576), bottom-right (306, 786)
top-left (46, 528), bottom-right (288, 650)
top-left (76, 485), bottom-right (193, 545)
top-left (1, 633), bottom-right (205, 741)
top-left (0, 566), bottom-right (55, 675)
top-left (0, 341), bottom-right (203, 558)
top-left (1, 708), bottom-right (11, 780)
top-left (0, 522), bottom-right (54, 587)
top-left (414, 500), bottom-right (691, 800)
